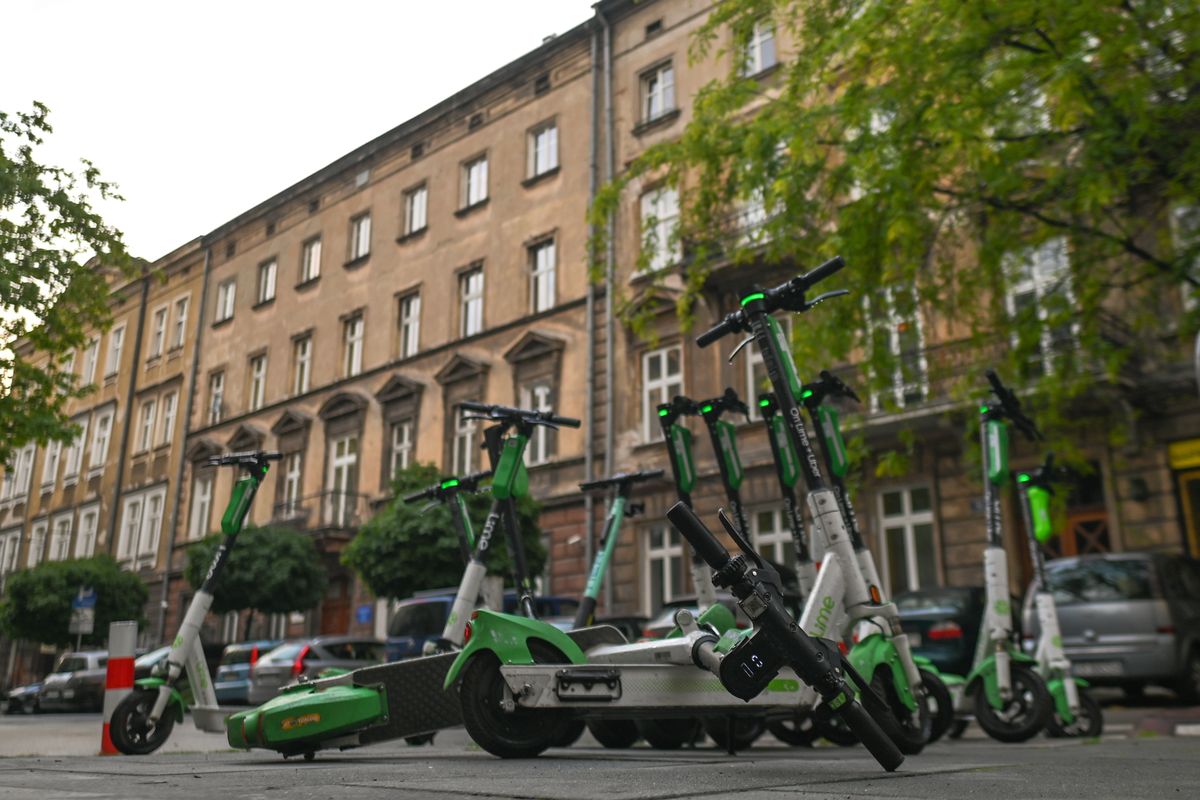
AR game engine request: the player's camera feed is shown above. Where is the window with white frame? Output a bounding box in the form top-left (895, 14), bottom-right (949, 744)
top-left (751, 506), bottom-right (796, 571)
top-left (12, 444), bottom-right (35, 499)
top-left (105, 324), bottom-right (125, 377)
top-left (170, 296), bottom-right (189, 350)
top-left (878, 486), bottom-right (937, 596)
top-left (215, 280), bottom-right (236, 323)
top-left (119, 497), bottom-right (142, 563)
top-left (742, 19), bottom-right (777, 75)
top-left (397, 293), bottom-right (420, 358)
top-left (280, 452), bottom-right (302, 517)
top-left (0, 472), bottom-right (10, 503)
top-left (1005, 237), bottom-right (1075, 376)
top-left (641, 62), bottom-right (676, 122)
top-left (63, 416), bottom-right (89, 480)
top-left (529, 239), bottom-right (556, 313)
top-left (301, 236), bottom-right (322, 283)
top-left (403, 184), bottom-right (427, 235)
top-left (49, 514), bottom-right (72, 561)
top-left (221, 611), bottom-right (240, 643)
top-left (248, 354), bottom-right (267, 410)
top-left (82, 336), bottom-right (99, 384)
top-left (451, 408), bottom-right (477, 475)
top-left (1172, 205), bottom-right (1199, 310)
top-left (389, 419), bottom-right (414, 477)
top-left (639, 187), bottom-right (680, 272)
top-left (137, 399), bottom-right (156, 453)
top-left (527, 121), bottom-right (558, 178)
top-left (642, 345), bottom-right (683, 441)
top-left (158, 391), bottom-right (177, 446)
top-left (89, 410), bottom-right (113, 472)
top-left (867, 287), bottom-right (928, 412)
top-left (292, 335), bottom-right (312, 395)
top-left (521, 382), bottom-right (554, 465)
top-left (62, 350), bottom-right (75, 380)
top-left (644, 524), bottom-right (685, 614)
top-left (0, 527), bottom-right (20, 580)
top-left (208, 371), bottom-right (225, 424)
top-left (257, 259), bottom-right (277, 304)
top-left (76, 505), bottom-right (99, 557)
top-left (40, 440), bottom-right (61, 489)
top-left (459, 267), bottom-right (484, 337)
top-left (27, 519), bottom-right (47, 567)
top-left (343, 314), bottom-right (364, 377)
top-left (461, 155), bottom-right (488, 208)
top-left (327, 435), bottom-right (359, 526)
top-left (349, 213), bottom-right (372, 261)
top-left (119, 487), bottom-right (165, 567)
top-left (148, 306), bottom-right (168, 358)
top-left (189, 471), bottom-right (213, 539)
top-left (745, 315), bottom-right (792, 421)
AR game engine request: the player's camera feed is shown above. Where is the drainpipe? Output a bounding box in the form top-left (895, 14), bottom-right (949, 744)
top-left (157, 246), bottom-right (212, 641)
top-left (600, 6), bottom-right (617, 613)
top-left (106, 272), bottom-right (150, 559)
top-left (583, 17), bottom-right (602, 585)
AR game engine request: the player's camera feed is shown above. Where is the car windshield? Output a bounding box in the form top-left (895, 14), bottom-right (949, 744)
top-left (53, 656), bottom-right (89, 673)
top-left (1045, 559), bottom-right (1153, 605)
top-left (221, 648), bottom-right (255, 665)
top-left (896, 590), bottom-right (973, 614)
top-left (134, 646), bottom-right (170, 667)
top-left (388, 602), bottom-right (446, 638)
top-left (262, 643), bottom-right (305, 662)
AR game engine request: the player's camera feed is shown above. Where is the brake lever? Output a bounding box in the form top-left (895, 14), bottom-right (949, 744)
top-left (718, 507), bottom-right (763, 569)
top-left (421, 501), bottom-right (439, 514)
top-left (798, 288), bottom-right (850, 312)
top-left (727, 335), bottom-right (756, 365)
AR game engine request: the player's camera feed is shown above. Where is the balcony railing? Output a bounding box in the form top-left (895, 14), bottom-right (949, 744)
top-left (273, 490), bottom-right (371, 531)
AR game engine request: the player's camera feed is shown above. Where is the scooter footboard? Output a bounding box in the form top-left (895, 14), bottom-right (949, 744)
top-left (357, 652), bottom-right (461, 744)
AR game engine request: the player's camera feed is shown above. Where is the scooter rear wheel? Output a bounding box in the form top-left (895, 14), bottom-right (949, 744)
top-left (551, 719), bottom-right (587, 747)
top-left (973, 663), bottom-right (1052, 743)
top-left (870, 667), bottom-right (931, 755)
top-left (587, 719), bottom-right (640, 748)
top-left (703, 716), bottom-right (765, 752)
top-left (921, 669), bottom-right (955, 744)
top-left (767, 709), bottom-right (819, 747)
top-left (637, 718), bottom-right (700, 749)
top-left (1046, 686), bottom-right (1103, 738)
top-left (109, 688), bottom-right (176, 755)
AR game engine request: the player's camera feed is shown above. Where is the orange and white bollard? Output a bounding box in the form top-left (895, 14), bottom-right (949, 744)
top-left (100, 620), bottom-right (137, 755)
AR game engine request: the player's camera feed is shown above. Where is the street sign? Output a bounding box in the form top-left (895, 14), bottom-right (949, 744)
top-left (69, 586), bottom-right (96, 636)
top-left (355, 603), bottom-right (373, 625)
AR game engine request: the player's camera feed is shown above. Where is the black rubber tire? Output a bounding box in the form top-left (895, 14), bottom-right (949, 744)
top-left (637, 718), bottom-right (700, 750)
top-left (921, 670), bottom-right (955, 744)
top-left (1122, 683), bottom-right (1146, 703)
top-left (1046, 686), bottom-right (1104, 738)
top-left (551, 719), bottom-right (587, 748)
top-left (109, 688), bottom-right (176, 755)
top-left (948, 718), bottom-right (969, 739)
top-left (703, 716), bottom-right (766, 752)
top-left (813, 706), bottom-right (859, 746)
top-left (767, 709), bottom-right (819, 747)
top-left (869, 667), bottom-right (930, 755)
top-left (1172, 649), bottom-right (1200, 705)
top-left (973, 663), bottom-right (1052, 743)
top-left (587, 719), bottom-right (641, 749)
top-left (404, 733), bottom-right (436, 746)
top-left (458, 641), bottom-right (571, 758)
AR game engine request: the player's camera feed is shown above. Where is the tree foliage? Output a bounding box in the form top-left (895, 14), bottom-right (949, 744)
top-left (183, 526), bottom-right (326, 620)
top-left (1, 102), bottom-right (134, 466)
top-left (592, 0), bottom-right (1200, 465)
top-left (342, 462), bottom-right (547, 600)
top-left (0, 555), bottom-right (147, 646)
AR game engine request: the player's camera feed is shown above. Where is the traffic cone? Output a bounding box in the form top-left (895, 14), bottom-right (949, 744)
top-left (100, 620), bottom-right (138, 755)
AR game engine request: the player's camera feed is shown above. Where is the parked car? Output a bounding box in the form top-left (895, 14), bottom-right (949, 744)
top-left (1021, 553), bottom-right (1200, 700)
top-left (4, 682), bottom-right (42, 714)
top-left (385, 591), bottom-right (581, 662)
top-left (595, 615), bottom-right (650, 643)
top-left (37, 651), bottom-right (108, 712)
top-left (133, 641), bottom-right (224, 681)
top-left (247, 636), bottom-right (385, 704)
top-left (894, 586), bottom-right (986, 676)
top-left (214, 640), bottom-right (281, 705)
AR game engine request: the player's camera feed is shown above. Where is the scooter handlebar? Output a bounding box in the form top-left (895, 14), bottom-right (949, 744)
top-left (458, 401), bottom-right (581, 429)
top-left (666, 501), bottom-right (733, 572)
top-left (838, 695), bottom-right (905, 772)
top-left (697, 314), bottom-right (739, 349)
top-left (207, 450), bottom-right (282, 468)
top-left (578, 468), bottom-right (665, 492)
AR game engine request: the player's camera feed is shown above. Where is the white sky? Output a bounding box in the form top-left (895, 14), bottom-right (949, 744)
top-left (3, 0), bottom-right (599, 262)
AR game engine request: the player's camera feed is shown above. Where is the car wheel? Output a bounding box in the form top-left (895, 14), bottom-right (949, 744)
top-left (1173, 648), bottom-right (1200, 705)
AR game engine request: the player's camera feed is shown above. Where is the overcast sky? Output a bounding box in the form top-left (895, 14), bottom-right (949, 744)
top-left (3, 0), bottom-right (599, 262)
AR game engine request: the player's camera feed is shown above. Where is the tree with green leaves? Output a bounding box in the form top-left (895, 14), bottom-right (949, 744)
top-left (183, 526), bottom-right (325, 640)
top-left (593, 0), bottom-right (1199, 467)
top-left (342, 462), bottom-right (546, 599)
top-left (1, 102), bottom-right (134, 467)
top-left (0, 555), bottom-right (147, 647)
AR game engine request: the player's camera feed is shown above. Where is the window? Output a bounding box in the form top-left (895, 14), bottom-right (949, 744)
top-left (257, 259), bottom-right (277, 304)
top-left (40, 440), bottom-right (61, 489)
top-left (1005, 237), bottom-right (1075, 376)
top-left (119, 488), bottom-right (165, 567)
top-left (248, 354), bottom-right (267, 410)
top-left (389, 419), bottom-right (414, 477)
top-left (300, 237), bottom-right (322, 283)
top-left (49, 515), bottom-right (72, 561)
top-left (143, 495), bottom-right (163, 562)
top-left (82, 336), bottom-right (99, 384)
top-left (0, 528), bottom-right (21, 579)
top-left (521, 382), bottom-right (554, 465)
top-left (1172, 205), bottom-right (1199, 310)
top-left (342, 315), bottom-right (364, 377)
top-left (280, 453), bottom-right (302, 516)
top-left (292, 335), bottom-right (312, 395)
top-left (119, 498), bottom-right (141, 562)
top-left (527, 121), bottom-right (558, 178)
top-left (451, 408), bottom-right (477, 474)
top-left (158, 391), bottom-right (177, 446)
top-left (461, 155), bottom-right (489, 208)
top-left (215, 279), bottom-right (236, 322)
top-left (639, 187), bottom-right (680, 272)
top-left (745, 316), bottom-right (792, 421)
top-left (148, 306), bottom-right (168, 358)
top-left (137, 399), bottom-right (156, 453)
top-left (105, 324), bottom-right (125, 377)
top-left (403, 184), bottom-right (427, 235)
top-left (27, 520), bottom-right (47, 568)
top-left (208, 371), bottom-right (225, 424)
top-left (12, 444), bottom-right (35, 498)
top-left (327, 435), bottom-right (358, 526)
top-left (867, 288), bottom-right (928, 412)
top-left (642, 345), bottom-right (683, 441)
top-left (89, 410), bottom-right (113, 471)
top-left (63, 417), bottom-right (89, 479)
top-left (878, 486), bottom-right (937, 596)
top-left (751, 507), bottom-right (795, 571)
top-left (170, 297), bottom-right (189, 350)
top-left (459, 267), bottom-right (484, 337)
top-left (349, 213), bottom-right (371, 261)
top-left (641, 62), bottom-right (676, 122)
top-left (75, 505), bottom-right (99, 557)
top-left (529, 239), bottom-right (556, 313)
top-left (742, 19), bottom-right (777, 75)
top-left (644, 524), bottom-right (685, 614)
top-left (189, 472), bottom-right (213, 539)
top-left (397, 293), bottom-right (420, 358)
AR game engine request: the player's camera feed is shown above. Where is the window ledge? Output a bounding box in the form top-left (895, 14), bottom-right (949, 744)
top-left (455, 198), bottom-right (490, 218)
top-left (86, 467), bottom-right (103, 480)
top-left (344, 254), bottom-right (371, 270)
top-left (295, 275), bottom-right (321, 292)
top-left (211, 316), bottom-right (234, 330)
top-left (741, 62), bottom-right (781, 82)
top-left (632, 108), bottom-right (681, 137)
top-left (103, 373), bottom-right (119, 386)
top-left (144, 355), bottom-right (162, 368)
top-left (252, 297), bottom-right (276, 311)
top-left (153, 442), bottom-right (171, 454)
top-left (396, 227), bottom-right (428, 245)
top-left (521, 166), bottom-right (560, 188)
top-left (62, 476), bottom-right (78, 489)
top-left (166, 347), bottom-right (183, 361)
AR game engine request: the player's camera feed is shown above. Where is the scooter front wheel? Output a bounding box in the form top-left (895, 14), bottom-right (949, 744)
top-left (767, 709), bottom-right (819, 747)
top-left (109, 688), bottom-right (176, 755)
top-left (703, 716), bottom-right (765, 752)
top-left (973, 664), bottom-right (1052, 743)
top-left (1046, 686), bottom-right (1103, 738)
top-left (870, 667), bottom-right (931, 755)
top-left (458, 642), bottom-right (571, 759)
top-left (921, 669), bottom-right (955, 744)
top-left (587, 719), bottom-right (640, 748)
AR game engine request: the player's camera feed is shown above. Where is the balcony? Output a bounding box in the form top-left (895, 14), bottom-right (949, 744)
top-left (272, 490), bottom-right (371, 542)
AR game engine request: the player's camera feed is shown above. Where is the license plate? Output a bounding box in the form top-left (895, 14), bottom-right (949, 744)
top-left (907, 633), bottom-right (922, 648)
top-left (1073, 660), bottom-right (1123, 677)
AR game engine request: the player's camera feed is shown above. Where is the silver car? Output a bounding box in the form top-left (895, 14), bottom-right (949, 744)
top-left (246, 636), bottom-right (384, 704)
top-left (1021, 553), bottom-right (1200, 701)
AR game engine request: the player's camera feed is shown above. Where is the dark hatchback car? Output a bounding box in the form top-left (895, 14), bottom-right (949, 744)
top-left (38, 651), bottom-right (108, 712)
top-left (894, 587), bottom-right (986, 677)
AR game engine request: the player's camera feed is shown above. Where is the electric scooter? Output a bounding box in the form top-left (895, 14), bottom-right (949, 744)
top-left (110, 450), bottom-right (282, 754)
top-left (1017, 454), bottom-right (1105, 737)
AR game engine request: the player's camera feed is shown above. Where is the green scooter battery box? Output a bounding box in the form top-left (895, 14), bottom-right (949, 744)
top-left (226, 682), bottom-right (387, 751)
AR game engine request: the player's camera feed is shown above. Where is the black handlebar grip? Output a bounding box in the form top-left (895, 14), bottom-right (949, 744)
top-left (666, 501), bottom-right (731, 571)
top-left (799, 256), bottom-right (846, 289)
top-left (697, 314), bottom-right (737, 348)
top-left (549, 414), bottom-right (582, 428)
top-left (836, 698), bottom-right (904, 772)
top-left (458, 400), bottom-right (491, 413)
